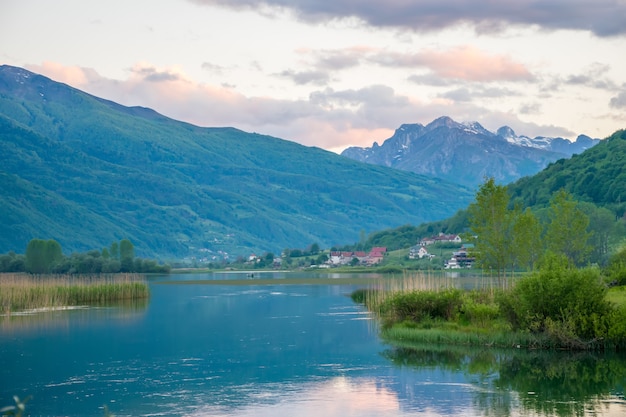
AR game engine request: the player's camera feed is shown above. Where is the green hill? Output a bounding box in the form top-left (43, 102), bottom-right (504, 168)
top-left (0, 65), bottom-right (473, 260)
top-left (508, 129), bottom-right (626, 216)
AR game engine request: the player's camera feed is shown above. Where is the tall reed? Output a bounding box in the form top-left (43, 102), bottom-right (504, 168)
top-left (0, 273), bottom-right (149, 314)
top-left (358, 270), bottom-right (459, 314)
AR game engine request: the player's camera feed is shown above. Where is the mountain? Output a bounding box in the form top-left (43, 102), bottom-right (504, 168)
top-left (341, 117), bottom-right (600, 188)
top-left (0, 65), bottom-right (474, 260)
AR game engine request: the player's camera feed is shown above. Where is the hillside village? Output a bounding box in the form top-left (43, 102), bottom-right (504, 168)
top-left (408, 233), bottom-right (475, 269)
top-left (242, 233), bottom-right (475, 270)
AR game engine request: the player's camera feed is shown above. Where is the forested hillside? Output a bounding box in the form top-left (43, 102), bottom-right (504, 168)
top-left (0, 65), bottom-right (473, 259)
top-left (508, 129), bottom-right (626, 216)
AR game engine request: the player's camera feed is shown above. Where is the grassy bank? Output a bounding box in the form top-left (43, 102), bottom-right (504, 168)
top-left (0, 273), bottom-right (149, 314)
top-left (353, 268), bottom-right (626, 351)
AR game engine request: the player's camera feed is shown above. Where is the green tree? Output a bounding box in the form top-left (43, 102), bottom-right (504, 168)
top-left (545, 190), bottom-right (592, 266)
top-left (119, 239), bottom-right (135, 261)
top-left (25, 239), bottom-right (48, 274)
top-left (110, 241), bottom-right (120, 260)
top-left (512, 208), bottom-right (543, 271)
top-left (467, 177), bottom-right (514, 281)
top-left (44, 240), bottom-right (63, 271)
top-left (24, 239), bottom-right (63, 274)
top-left (585, 204), bottom-right (621, 265)
top-left (309, 243), bottom-right (320, 255)
top-left (316, 253), bottom-right (329, 265)
top-left (119, 239), bottom-right (135, 272)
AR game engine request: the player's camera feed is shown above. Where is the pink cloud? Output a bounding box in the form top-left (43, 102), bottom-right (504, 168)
top-left (409, 46), bottom-right (533, 82)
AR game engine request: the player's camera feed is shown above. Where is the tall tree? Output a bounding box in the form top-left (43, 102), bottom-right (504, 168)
top-left (119, 239), bottom-right (135, 272)
top-left (44, 239), bottom-right (63, 270)
top-left (545, 189), bottom-right (592, 266)
top-left (585, 204), bottom-right (622, 265)
top-left (25, 238), bottom-right (47, 274)
top-left (512, 207), bottom-right (543, 271)
top-left (467, 177), bottom-right (514, 281)
top-left (110, 241), bottom-right (120, 260)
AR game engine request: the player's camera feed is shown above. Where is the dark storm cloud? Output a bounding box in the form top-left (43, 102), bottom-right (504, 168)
top-left (189, 0), bottom-right (626, 37)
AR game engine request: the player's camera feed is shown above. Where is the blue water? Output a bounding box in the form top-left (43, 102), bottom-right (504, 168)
top-left (1, 272), bottom-right (625, 416)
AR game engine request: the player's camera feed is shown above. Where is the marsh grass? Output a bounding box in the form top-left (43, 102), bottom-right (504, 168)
top-left (0, 273), bottom-right (149, 314)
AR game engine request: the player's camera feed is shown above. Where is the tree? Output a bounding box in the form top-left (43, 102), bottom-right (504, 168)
top-left (119, 239), bottom-right (135, 272)
top-left (25, 239), bottom-right (47, 273)
top-left (512, 208), bottom-right (543, 271)
top-left (585, 204), bottom-right (622, 265)
top-left (110, 241), bottom-right (120, 260)
top-left (44, 239), bottom-right (63, 271)
top-left (119, 239), bottom-right (135, 261)
top-left (309, 243), bottom-right (320, 255)
top-left (24, 239), bottom-right (63, 274)
top-left (467, 177), bottom-right (514, 281)
top-left (545, 190), bottom-right (592, 266)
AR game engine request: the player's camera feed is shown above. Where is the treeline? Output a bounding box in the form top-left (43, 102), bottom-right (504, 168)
top-left (0, 238), bottom-right (170, 274)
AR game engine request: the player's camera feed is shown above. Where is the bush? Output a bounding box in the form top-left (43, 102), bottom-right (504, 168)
top-left (503, 259), bottom-right (612, 343)
top-left (379, 288), bottom-right (463, 328)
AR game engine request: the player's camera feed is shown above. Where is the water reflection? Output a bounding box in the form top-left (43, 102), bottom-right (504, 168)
top-left (187, 377), bottom-right (400, 417)
top-left (384, 343), bottom-right (626, 417)
top-left (0, 298), bottom-right (148, 334)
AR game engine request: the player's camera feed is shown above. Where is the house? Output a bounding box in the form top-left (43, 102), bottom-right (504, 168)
top-left (366, 247), bottom-right (387, 265)
top-left (409, 245), bottom-right (430, 259)
top-left (329, 251), bottom-right (362, 266)
top-left (444, 245), bottom-right (475, 269)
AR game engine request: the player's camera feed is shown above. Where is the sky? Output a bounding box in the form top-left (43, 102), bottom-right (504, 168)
top-left (1, 0), bottom-right (625, 153)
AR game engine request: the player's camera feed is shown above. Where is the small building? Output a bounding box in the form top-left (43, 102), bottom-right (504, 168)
top-left (409, 245), bottom-right (430, 259)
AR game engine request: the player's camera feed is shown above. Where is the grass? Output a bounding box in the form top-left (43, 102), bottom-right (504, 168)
top-left (0, 273), bottom-right (149, 314)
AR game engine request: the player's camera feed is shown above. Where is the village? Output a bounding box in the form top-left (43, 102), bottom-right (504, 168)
top-left (243, 233), bottom-right (475, 270)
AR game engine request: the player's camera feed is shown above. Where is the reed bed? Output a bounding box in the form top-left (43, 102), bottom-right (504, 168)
top-left (354, 270), bottom-right (460, 312)
top-left (0, 273), bottom-right (149, 314)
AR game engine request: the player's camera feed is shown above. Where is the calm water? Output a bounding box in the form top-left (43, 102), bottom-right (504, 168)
top-left (1, 272), bottom-right (625, 416)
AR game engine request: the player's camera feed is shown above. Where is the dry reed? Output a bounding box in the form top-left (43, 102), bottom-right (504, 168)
top-left (0, 273), bottom-right (149, 315)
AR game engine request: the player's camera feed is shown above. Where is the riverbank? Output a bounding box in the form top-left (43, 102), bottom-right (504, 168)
top-left (0, 273), bottom-right (149, 315)
top-left (353, 269), bottom-right (626, 351)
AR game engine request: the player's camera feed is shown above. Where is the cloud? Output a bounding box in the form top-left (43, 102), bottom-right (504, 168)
top-left (25, 61), bottom-right (578, 152)
top-left (440, 86), bottom-right (519, 102)
top-left (519, 102), bottom-right (542, 115)
top-left (299, 45), bottom-right (532, 83)
top-left (609, 87), bottom-right (626, 109)
top-left (188, 0), bottom-right (626, 37)
top-left (278, 69), bottom-right (330, 85)
top-left (565, 63), bottom-right (617, 90)
top-left (373, 46), bottom-right (533, 82)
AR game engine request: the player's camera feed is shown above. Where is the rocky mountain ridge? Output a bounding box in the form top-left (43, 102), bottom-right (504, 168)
top-left (341, 116), bottom-right (600, 188)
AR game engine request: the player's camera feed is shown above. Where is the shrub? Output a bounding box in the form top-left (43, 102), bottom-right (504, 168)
top-left (378, 288), bottom-right (463, 328)
top-left (503, 259), bottom-right (612, 343)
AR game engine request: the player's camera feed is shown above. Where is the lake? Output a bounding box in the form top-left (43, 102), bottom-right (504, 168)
top-left (1, 272), bottom-right (625, 416)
